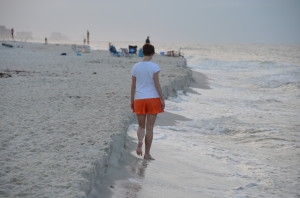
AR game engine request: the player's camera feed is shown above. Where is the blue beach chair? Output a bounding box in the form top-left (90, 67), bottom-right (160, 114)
top-left (138, 48), bottom-right (144, 57)
top-left (109, 45), bottom-right (120, 57)
top-left (128, 45), bottom-right (137, 56)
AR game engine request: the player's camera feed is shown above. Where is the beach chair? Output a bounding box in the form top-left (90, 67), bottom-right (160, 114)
top-left (138, 48), bottom-right (144, 57)
top-left (72, 45), bottom-right (91, 53)
top-left (120, 48), bottom-right (129, 57)
top-left (128, 45), bottom-right (137, 56)
top-left (166, 49), bottom-right (184, 57)
top-left (109, 45), bottom-right (120, 57)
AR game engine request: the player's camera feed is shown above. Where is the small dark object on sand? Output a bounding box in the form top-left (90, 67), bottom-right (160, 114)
top-left (60, 53), bottom-right (67, 56)
top-left (2, 43), bottom-right (13, 48)
top-left (0, 73), bottom-right (12, 78)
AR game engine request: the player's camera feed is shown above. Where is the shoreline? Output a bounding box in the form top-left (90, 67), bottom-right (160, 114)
top-left (0, 41), bottom-right (192, 197)
top-left (83, 53), bottom-right (193, 197)
top-left (87, 69), bottom-right (209, 197)
top-left (91, 43), bottom-right (300, 197)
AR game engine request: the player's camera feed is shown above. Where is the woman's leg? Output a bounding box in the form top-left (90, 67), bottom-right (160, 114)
top-left (144, 114), bottom-right (157, 160)
top-left (136, 114), bottom-right (146, 156)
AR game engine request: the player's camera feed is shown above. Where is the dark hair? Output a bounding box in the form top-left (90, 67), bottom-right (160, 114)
top-left (142, 43), bottom-right (155, 56)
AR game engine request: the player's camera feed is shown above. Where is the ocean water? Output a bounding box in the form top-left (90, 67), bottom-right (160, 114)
top-left (95, 43), bottom-right (300, 198)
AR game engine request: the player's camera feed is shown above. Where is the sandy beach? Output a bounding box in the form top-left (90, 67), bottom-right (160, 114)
top-left (0, 41), bottom-right (192, 197)
top-left (1, 1), bottom-right (299, 197)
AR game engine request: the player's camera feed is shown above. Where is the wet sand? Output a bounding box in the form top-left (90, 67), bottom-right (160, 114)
top-left (91, 71), bottom-right (213, 198)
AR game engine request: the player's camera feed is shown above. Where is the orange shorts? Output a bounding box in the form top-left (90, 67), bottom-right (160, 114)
top-left (133, 98), bottom-right (164, 114)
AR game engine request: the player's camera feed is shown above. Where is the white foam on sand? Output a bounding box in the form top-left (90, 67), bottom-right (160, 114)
top-left (0, 41), bottom-right (191, 198)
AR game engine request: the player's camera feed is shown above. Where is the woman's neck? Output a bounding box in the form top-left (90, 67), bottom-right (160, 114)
top-left (143, 55), bottom-right (152, 62)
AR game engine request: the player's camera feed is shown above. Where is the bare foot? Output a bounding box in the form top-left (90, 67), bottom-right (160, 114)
top-left (144, 154), bottom-right (155, 160)
top-left (136, 141), bottom-right (143, 156)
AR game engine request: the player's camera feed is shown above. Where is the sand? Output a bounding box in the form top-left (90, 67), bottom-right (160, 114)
top-left (0, 41), bottom-right (192, 197)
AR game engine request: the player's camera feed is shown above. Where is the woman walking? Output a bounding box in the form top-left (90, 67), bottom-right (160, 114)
top-left (131, 44), bottom-right (165, 160)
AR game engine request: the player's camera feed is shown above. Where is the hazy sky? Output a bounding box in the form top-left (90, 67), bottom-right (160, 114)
top-left (0, 0), bottom-right (299, 44)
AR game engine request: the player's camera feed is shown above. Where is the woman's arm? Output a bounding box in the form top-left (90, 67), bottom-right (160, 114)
top-left (131, 76), bottom-right (136, 111)
top-left (153, 72), bottom-right (165, 110)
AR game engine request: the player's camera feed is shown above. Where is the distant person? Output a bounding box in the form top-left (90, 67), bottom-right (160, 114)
top-left (145, 36), bottom-right (150, 44)
top-left (87, 30), bottom-right (90, 45)
top-left (84, 38), bottom-right (86, 45)
top-left (11, 28), bottom-right (14, 40)
top-left (45, 37), bottom-right (47, 44)
top-left (131, 43), bottom-right (164, 160)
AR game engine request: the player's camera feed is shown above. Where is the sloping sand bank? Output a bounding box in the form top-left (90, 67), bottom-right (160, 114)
top-left (0, 41), bottom-right (192, 197)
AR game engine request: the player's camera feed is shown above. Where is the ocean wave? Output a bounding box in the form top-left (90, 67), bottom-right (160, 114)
top-left (184, 116), bottom-right (275, 136)
top-left (247, 68), bottom-right (300, 88)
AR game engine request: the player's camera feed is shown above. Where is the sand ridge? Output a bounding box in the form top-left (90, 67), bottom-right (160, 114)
top-left (0, 41), bottom-right (191, 197)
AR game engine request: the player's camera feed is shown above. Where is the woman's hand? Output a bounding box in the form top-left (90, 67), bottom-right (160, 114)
top-left (131, 76), bottom-right (136, 112)
top-left (131, 101), bottom-right (134, 111)
top-left (161, 99), bottom-right (165, 110)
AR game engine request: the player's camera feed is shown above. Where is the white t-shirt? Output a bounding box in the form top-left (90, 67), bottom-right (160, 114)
top-left (131, 61), bottom-right (160, 99)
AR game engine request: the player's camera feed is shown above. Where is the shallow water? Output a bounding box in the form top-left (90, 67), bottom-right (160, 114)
top-left (99, 44), bottom-right (300, 198)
